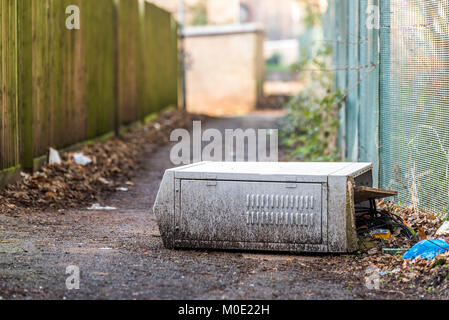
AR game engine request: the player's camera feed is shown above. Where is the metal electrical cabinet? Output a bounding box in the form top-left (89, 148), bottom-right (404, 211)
top-left (153, 162), bottom-right (373, 253)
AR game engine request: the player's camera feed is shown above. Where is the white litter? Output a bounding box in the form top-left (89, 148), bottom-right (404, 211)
top-left (98, 177), bottom-right (110, 185)
top-left (436, 221), bottom-right (449, 236)
top-left (87, 203), bottom-right (117, 211)
top-left (20, 172), bottom-right (30, 178)
top-left (380, 268), bottom-right (401, 276)
top-left (116, 187), bottom-right (129, 192)
top-left (154, 122), bottom-right (161, 130)
top-left (73, 153), bottom-right (92, 166)
top-left (48, 148), bottom-right (62, 165)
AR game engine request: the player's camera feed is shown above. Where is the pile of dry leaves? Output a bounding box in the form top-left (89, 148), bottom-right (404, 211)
top-left (0, 109), bottom-right (204, 213)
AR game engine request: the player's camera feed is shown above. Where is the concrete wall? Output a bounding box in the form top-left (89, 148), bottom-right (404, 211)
top-left (184, 24), bottom-right (264, 116)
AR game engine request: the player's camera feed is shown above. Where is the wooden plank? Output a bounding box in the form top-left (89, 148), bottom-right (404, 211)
top-left (60, 0), bottom-right (87, 147)
top-left (139, 3), bottom-right (178, 118)
top-left (82, 0), bottom-right (116, 139)
top-left (0, 0), bottom-right (20, 171)
top-left (117, 0), bottom-right (140, 125)
top-left (354, 186), bottom-right (398, 204)
top-left (17, 0), bottom-right (33, 171)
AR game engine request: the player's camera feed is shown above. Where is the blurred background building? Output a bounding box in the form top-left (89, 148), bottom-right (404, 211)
top-left (149, 0), bottom-right (305, 39)
top-left (147, 0), bottom-right (324, 115)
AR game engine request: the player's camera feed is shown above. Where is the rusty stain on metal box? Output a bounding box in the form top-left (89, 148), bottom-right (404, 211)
top-left (153, 162), bottom-right (373, 253)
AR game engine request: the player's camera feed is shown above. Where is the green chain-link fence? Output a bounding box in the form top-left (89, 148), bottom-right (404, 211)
top-left (325, 0), bottom-right (449, 215)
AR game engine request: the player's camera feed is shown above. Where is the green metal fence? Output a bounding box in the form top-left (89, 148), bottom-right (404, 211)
top-left (326, 0), bottom-right (449, 215)
top-left (0, 0), bottom-right (178, 187)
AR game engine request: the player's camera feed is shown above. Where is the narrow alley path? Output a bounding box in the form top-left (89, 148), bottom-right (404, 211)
top-left (0, 112), bottom-right (404, 300)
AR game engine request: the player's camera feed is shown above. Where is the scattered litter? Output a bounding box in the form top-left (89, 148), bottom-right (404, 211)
top-left (48, 148), bottom-right (62, 165)
top-left (116, 187), bottom-right (128, 192)
top-left (1, 109), bottom-right (202, 212)
top-left (154, 123), bottom-right (161, 130)
top-left (382, 247), bottom-right (408, 255)
top-left (100, 247), bottom-right (113, 250)
top-left (73, 153), bottom-right (92, 166)
top-left (403, 239), bottom-right (449, 260)
top-left (20, 172), bottom-right (30, 178)
top-left (372, 229), bottom-right (391, 241)
top-left (97, 177), bottom-right (110, 185)
top-left (436, 221), bottom-right (449, 236)
top-left (356, 199), bottom-right (413, 240)
top-left (87, 203), bottom-right (117, 211)
top-left (380, 268), bottom-right (401, 276)
top-left (391, 268), bottom-right (401, 274)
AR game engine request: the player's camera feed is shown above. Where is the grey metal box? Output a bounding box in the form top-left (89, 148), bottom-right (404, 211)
top-left (153, 162), bottom-right (373, 253)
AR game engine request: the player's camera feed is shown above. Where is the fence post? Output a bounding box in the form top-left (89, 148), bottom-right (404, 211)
top-left (379, 0), bottom-right (390, 190)
top-left (0, 0), bottom-right (21, 184)
top-left (359, 0), bottom-right (381, 186)
top-left (346, 0), bottom-right (360, 162)
top-left (336, 0), bottom-right (348, 160)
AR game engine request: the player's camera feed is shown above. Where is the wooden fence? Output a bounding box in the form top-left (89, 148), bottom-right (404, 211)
top-left (0, 0), bottom-right (178, 186)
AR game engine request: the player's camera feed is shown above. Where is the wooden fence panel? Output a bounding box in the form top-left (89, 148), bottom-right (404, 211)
top-left (140, 3), bottom-right (178, 118)
top-left (17, 0), bottom-right (85, 163)
top-left (0, 0), bottom-right (19, 172)
top-left (117, 0), bottom-right (141, 125)
top-left (82, 0), bottom-right (116, 139)
top-left (2, 0), bottom-right (179, 184)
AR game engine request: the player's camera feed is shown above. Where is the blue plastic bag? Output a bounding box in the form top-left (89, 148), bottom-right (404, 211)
top-left (403, 239), bottom-right (449, 260)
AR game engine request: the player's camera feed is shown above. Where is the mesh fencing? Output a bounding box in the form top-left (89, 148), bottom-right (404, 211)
top-left (380, 0), bottom-right (449, 214)
top-left (324, 0), bottom-right (449, 215)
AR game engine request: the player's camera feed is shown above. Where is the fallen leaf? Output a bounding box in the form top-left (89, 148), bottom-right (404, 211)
top-left (418, 228), bottom-right (427, 240)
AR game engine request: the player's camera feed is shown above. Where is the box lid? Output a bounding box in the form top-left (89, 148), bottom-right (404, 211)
top-left (172, 162), bottom-right (372, 183)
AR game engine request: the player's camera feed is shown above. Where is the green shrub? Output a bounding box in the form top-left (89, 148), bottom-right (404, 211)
top-left (280, 45), bottom-right (342, 161)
